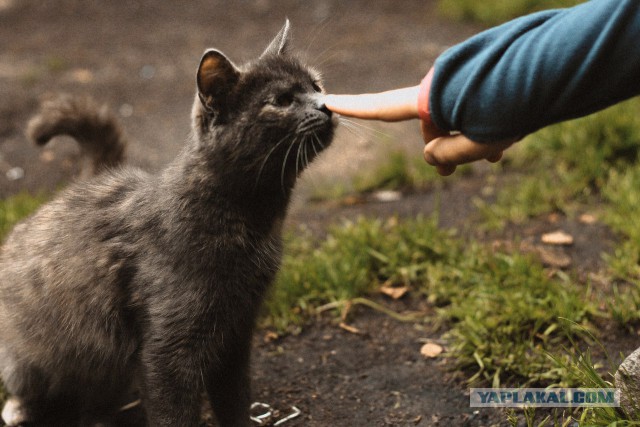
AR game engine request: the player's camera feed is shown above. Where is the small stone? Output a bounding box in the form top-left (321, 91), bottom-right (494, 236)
top-left (615, 346), bottom-right (640, 415)
top-left (6, 166), bottom-right (24, 181)
top-left (372, 190), bottom-right (402, 203)
top-left (140, 65), bottom-right (156, 80)
top-left (119, 104), bottom-right (134, 118)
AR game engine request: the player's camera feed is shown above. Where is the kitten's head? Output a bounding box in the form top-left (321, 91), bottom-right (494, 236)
top-left (192, 20), bottom-right (336, 194)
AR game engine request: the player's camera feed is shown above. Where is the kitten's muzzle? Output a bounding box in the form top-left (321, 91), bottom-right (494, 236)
top-left (309, 93), bottom-right (332, 118)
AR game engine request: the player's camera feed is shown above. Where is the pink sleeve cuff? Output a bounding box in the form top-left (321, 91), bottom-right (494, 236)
top-left (418, 66), bottom-right (435, 123)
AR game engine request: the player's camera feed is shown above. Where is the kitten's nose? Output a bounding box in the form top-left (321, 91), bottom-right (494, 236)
top-left (317, 103), bottom-right (332, 118)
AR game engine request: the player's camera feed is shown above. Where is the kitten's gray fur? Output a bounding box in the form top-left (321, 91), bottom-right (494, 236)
top-left (0, 21), bottom-right (335, 427)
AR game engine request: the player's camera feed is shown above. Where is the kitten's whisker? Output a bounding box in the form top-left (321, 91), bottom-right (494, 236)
top-left (310, 135), bottom-right (321, 159)
top-left (312, 51), bottom-right (342, 70)
top-left (280, 137), bottom-right (298, 195)
top-left (339, 121), bottom-right (369, 140)
top-left (303, 136), bottom-right (311, 170)
top-left (295, 137), bottom-right (304, 175)
top-left (312, 42), bottom-right (344, 70)
top-left (340, 118), bottom-right (391, 138)
top-left (304, 15), bottom-right (333, 57)
top-left (254, 135), bottom-right (290, 191)
top-left (302, 135), bottom-right (311, 168)
top-left (314, 133), bottom-right (326, 150)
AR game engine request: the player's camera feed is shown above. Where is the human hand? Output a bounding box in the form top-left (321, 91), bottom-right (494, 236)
top-left (422, 131), bottom-right (514, 176)
top-left (323, 87), bottom-right (514, 176)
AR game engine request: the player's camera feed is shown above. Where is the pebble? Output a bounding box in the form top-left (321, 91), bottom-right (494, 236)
top-left (615, 346), bottom-right (640, 416)
top-left (6, 166), bottom-right (24, 181)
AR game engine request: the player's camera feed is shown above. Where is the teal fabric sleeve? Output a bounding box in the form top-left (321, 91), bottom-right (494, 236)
top-left (429, 0), bottom-right (640, 142)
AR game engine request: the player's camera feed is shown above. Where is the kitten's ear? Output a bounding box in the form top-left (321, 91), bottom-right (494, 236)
top-left (197, 49), bottom-right (240, 113)
top-left (260, 19), bottom-right (291, 58)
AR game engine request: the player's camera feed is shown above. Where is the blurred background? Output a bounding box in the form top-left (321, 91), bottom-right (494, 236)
top-left (0, 0), bottom-right (485, 202)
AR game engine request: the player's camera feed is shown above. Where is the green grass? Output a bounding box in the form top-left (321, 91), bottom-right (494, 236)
top-left (263, 216), bottom-right (458, 331)
top-left (436, 251), bottom-right (594, 386)
top-left (352, 150), bottom-right (471, 194)
top-left (477, 98), bottom-right (640, 335)
top-left (438, 0), bottom-right (584, 26)
top-left (460, 96), bottom-right (640, 423)
top-left (0, 192), bottom-right (46, 241)
top-left (480, 98), bottom-right (640, 229)
top-left (507, 337), bottom-right (640, 426)
top-left (0, 192), bottom-right (47, 403)
top-left (264, 215), bottom-right (598, 387)
top-left (311, 149), bottom-right (471, 201)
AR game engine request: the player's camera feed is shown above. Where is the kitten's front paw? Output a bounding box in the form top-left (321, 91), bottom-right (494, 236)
top-left (2, 397), bottom-right (32, 426)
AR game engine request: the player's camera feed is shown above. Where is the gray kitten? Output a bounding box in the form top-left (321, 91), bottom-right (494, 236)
top-left (0, 21), bottom-right (335, 427)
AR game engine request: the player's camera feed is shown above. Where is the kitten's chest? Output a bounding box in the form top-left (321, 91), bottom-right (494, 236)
top-left (188, 225), bottom-right (283, 292)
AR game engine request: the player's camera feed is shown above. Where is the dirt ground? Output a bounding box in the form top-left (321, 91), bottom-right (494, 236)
top-left (1, 1), bottom-right (638, 426)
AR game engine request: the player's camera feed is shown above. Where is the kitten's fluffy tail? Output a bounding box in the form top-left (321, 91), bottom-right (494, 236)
top-left (27, 95), bottom-right (126, 177)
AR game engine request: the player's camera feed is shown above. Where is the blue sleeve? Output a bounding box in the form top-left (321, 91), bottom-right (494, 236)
top-left (429, 0), bottom-right (640, 142)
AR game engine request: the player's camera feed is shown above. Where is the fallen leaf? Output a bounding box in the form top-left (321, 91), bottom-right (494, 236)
top-left (39, 150), bottom-right (55, 163)
top-left (547, 212), bottom-right (561, 223)
top-left (70, 68), bottom-right (94, 83)
top-left (536, 246), bottom-right (572, 268)
top-left (263, 331), bottom-right (279, 343)
top-left (579, 213), bottom-right (597, 224)
top-left (379, 282), bottom-right (409, 300)
top-left (339, 322), bottom-right (364, 335)
top-left (341, 195), bottom-right (365, 206)
top-left (420, 342), bottom-right (443, 358)
top-left (541, 230), bottom-right (574, 246)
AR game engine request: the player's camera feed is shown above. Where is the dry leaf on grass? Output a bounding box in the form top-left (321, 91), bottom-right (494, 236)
top-left (547, 212), bottom-right (560, 223)
top-left (339, 322), bottom-right (364, 335)
top-left (420, 343), bottom-right (443, 358)
top-left (379, 282), bottom-right (409, 300)
top-left (70, 68), bottom-right (94, 83)
top-left (541, 230), bottom-right (574, 246)
top-left (579, 213), bottom-right (597, 224)
top-left (263, 331), bottom-right (279, 343)
top-left (39, 150), bottom-right (55, 163)
top-left (535, 246), bottom-right (572, 268)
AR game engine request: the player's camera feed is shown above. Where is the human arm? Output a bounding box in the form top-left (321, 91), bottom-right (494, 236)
top-left (325, 0), bottom-right (640, 173)
top-left (429, 0), bottom-right (640, 142)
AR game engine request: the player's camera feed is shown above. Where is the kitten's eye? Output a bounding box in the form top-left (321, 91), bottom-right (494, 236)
top-left (311, 81), bottom-right (322, 93)
top-left (274, 93), bottom-right (294, 107)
